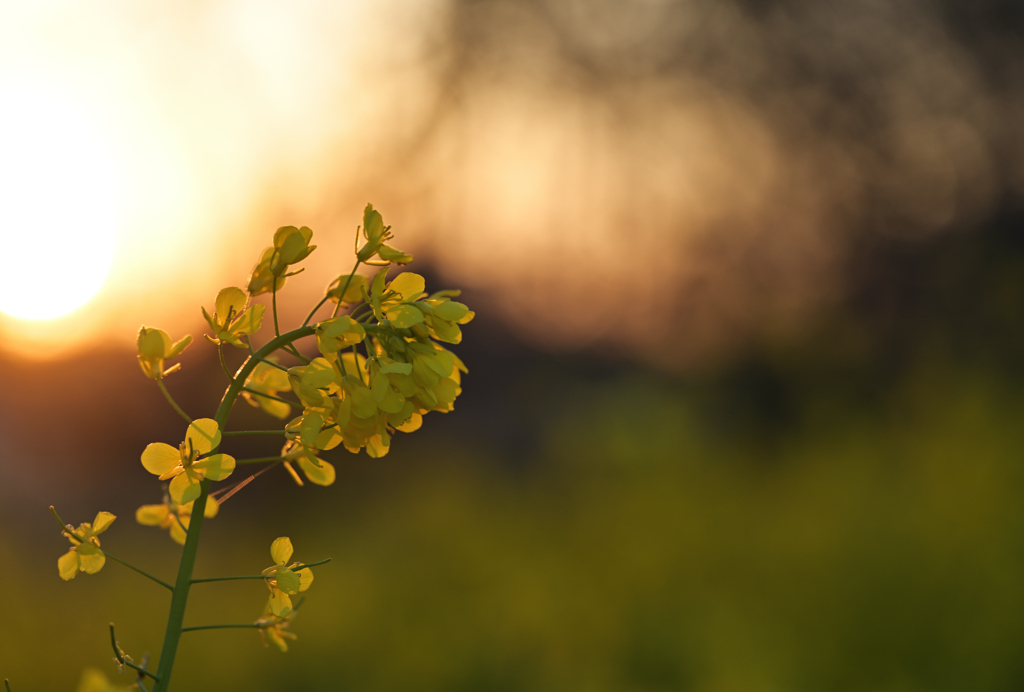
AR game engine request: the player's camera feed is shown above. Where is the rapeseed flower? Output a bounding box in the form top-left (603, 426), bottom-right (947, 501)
top-left (136, 495), bottom-right (220, 545)
top-left (140, 418), bottom-right (236, 504)
top-left (243, 359), bottom-right (292, 419)
top-left (262, 537), bottom-right (314, 617)
top-left (58, 511), bottom-right (115, 581)
top-left (136, 327), bottom-right (192, 380)
top-left (202, 286), bottom-right (265, 348)
top-left (248, 226), bottom-right (316, 295)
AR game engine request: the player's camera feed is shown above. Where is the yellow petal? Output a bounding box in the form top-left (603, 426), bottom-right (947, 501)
top-left (186, 418), bottom-right (221, 455)
top-left (141, 443), bottom-right (181, 476)
top-left (387, 272), bottom-right (425, 301)
top-left (169, 519), bottom-right (188, 545)
top-left (91, 511), bottom-right (116, 534)
top-left (298, 457), bottom-right (335, 487)
top-left (193, 453), bottom-right (235, 481)
top-left (275, 566), bottom-right (302, 595)
top-left (58, 550), bottom-right (79, 580)
top-left (204, 496), bottom-right (220, 518)
top-left (136, 505), bottom-right (170, 526)
top-left (215, 286), bottom-right (248, 322)
top-left (269, 590), bottom-right (292, 618)
top-left (297, 566), bottom-right (315, 592)
top-left (270, 537), bottom-right (293, 565)
top-left (77, 543), bottom-right (106, 574)
top-left (170, 472), bottom-right (201, 504)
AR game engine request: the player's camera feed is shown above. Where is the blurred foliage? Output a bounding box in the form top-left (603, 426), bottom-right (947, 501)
top-left (3, 206), bottom-right (1024, 691)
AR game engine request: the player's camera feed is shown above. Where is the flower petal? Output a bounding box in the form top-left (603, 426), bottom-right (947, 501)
top-left (193, 453), bottom-right (235, 481)
top-left (77, 543), bottom-right (106, 574)
top-left (58, 550), bottom-right (79, 580)
top-left (91, 511), bottom-right (116, 534)
top-left (270, 537), bottom-right (293, 565)
top-left (170, 472), bottom-right (201, 504)
top-left (187, 418), bottom-right (221, 455)
top-left (275, 566), bottom-right (302, 595)
top-left (298, 457), bottom-right (335, 487)
top-left (136, 505), bottom-right (170, 526)
top-left (141, 443), bottom-right (181, 476)
top-left (269, 590), bottom-right (292, 618)
top-left (297, 566), bottom-right (315, 592)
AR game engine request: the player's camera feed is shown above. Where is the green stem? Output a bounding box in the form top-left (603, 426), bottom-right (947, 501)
top-left (5, 678), bottom-right (11, 692)
top-left (241, 387), bottom-right (299, 408)
top-left (223, 430), bottom-right (284, 437)
top-left (110, 624), bottom-right (160, 682)
top-left (151, 326), bottom-right (314, 692)
top-left (191, 557), bottom-right (329, 584)
top-left (157, 381), bottom-right (192, 424)
top-left (235, 456), bottom-right (288, 465)
top-left (104, 553), bottom-right (174, 591)
top-left (217, 345), bottom-right (233, 381)
top-left (190, 574), bottom-right (264, 584)
top-left (181, 624), bottom-right (262, 633)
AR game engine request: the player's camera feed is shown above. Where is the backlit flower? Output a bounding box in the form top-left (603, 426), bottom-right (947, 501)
top-left (140, 418), bottom-right (236, 504)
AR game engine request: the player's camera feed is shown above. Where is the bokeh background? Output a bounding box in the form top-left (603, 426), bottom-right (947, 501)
top-left (2, 0), bottom-right (1024, 690)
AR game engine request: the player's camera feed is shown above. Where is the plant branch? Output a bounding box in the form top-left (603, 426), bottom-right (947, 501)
top-left (234, 456), bottom-right (289, 466)
top-left (157, 381), bottom-right (192, 424)
top-left (110, 624), bottom-right (160, 682)
top-left (223, 430), bottom-right (285, 437)
top-left (104, 553), bottom-right (174, 591)
top-left (181, 624), bottom-right (263, 633)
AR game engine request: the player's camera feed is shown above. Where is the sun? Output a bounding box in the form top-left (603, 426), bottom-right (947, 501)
top-left (0, 78), bottom-right (118, 321)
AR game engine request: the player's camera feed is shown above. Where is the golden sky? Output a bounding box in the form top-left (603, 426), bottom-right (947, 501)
top-left (1, 0), bottom-right (1020, 364)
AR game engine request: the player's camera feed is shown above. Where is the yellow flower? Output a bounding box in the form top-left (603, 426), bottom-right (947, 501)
top-left (315, 315), bottom-right (365, 356)
top-left (140, 418), bottom-right (236, 504)
top-left (136, 327), bottom-right (192, 380)
top-left (356, 204), bottom-right (411, 264)
top-left (256, 603), bottom-right (298, 652)
top-left (248, 226), bottom-right (316, 295)
top-left (242, 358), bottom-right (292, 419)
top-left (261, 537), bottom-right (314, 617)
top-left (136, 494), bottom-right (220, 545)
top-left (280, 439), bottom-right (336, 487)
top-left (202, 286), bottom-right (265, 348)
top-left (58, 511), bottom-right (115, 581)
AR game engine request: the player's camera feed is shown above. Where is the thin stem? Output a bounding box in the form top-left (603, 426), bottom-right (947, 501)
top-left (156, 381), bottom-right (192, 424)
top-left (110, 624), bottom-right (160, 682)
top-left (151, 326), bottom-right (315, 692)
top-left (181, 624), bottom-right (262, 633)
top-left (105, 553), bottom-right (174, 592)
top-left (273, 276), bottom-right (307, 364)
top-left (192, 557), bottom-right (329, 583)
top-left (331, 260), bottom-right (362, 319)
top-left (235, 455), bottom-right (288, 465)
top-left (137, 679), bottom-right (150, 692)
top-left (5, 678), bottom-right (11, 692)
top-left (49, 505), bottom-right (80, 541)
top-left (191, 574), bottom-right (265, 584)
top-left (241, 387), bottom-right (299, 407)
top-left (223, 430), bottom-right (285, 437)
top-left (217, 345), bottom-right (233, 381)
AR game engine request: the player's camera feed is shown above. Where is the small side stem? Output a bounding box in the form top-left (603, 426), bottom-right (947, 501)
top-left (110, 624), bottom-right (160, 682)
top-left (217, 345), bottom-right (234, 381)
top-left (156, 381), bottom-right (192, 424)
top-left (181, 624), bottom-right (262, 633)
top-left (235, 456), bottom-right (288, 465)
top-left (191, 575), bottom-right (265, 584)
top-left (223, 430), bottom-right (285, 437)
top-left (241, 387), bottom-right (299, 407)
top-left (104, 553), bottom-right (174, 591)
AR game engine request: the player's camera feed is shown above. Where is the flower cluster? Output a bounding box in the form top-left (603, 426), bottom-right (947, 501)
top-left (48, 203), bottom-right (470, 678)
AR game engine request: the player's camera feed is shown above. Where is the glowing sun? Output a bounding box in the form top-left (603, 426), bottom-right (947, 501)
top-left (0, 79), bottom-right (118, 321)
